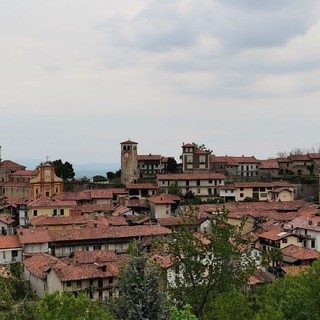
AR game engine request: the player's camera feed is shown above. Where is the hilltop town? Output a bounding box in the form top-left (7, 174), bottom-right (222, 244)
top-left (1, 140), bottom-right (320, 316)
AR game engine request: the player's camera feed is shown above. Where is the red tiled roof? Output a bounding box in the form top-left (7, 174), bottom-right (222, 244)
top-left (259, 159), bottom-right (279, 170)
top-left (0, 214), bottom-right (15, 225)
top-left (307, 153), bottom-right (320, 159)
top-left (182, 143), bottom-right (196, 148)
top-left (0, 235), bottom-right (21, 249)
top-left (28, 196), bottom-right (77, 208)
top-left (233, 182), bottom-right (295, 188)
top-left (63, 249), bottom-right (118, 264)
top-left (289, 155), bottom-right (310, 161)
top-left (157, 173), bottom-right (225, 180)
top-left (10, 170), bottom-right (38, 177)
top-left (281, 265), bottom-right (309, 276)
top-left (258, 229), bottom-right (296, 241)
top-left (137, 155), bottom-right (161, 161)
top-left (0, 160), bottom-right (26, 169)
top-left (29, 216), bottom-right (88, 227)
top-left (79, 203), bottom-right (114, 213)
top-left (112, 205), bottom-right (132, 216)
top-left (281, 244), bottom-right (319, 261)
top-left (90, 189), bottom-right (113, 199)
top-left (209, 156), bottom-right (238, 166)
top-left (148, 194), bottom-right (180, 204)
top-left (157, 217), bottom-right (200, 227)
top-left (286, 216), bottom-right (320, 232)
top-left (24, 253), bottom-right (61, 279)
top-left (17, 228), bottom-right (51, 244)
top-left (48, 225), bottom-right (171, 242)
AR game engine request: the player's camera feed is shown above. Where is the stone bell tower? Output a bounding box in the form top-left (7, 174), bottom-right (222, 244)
top-left (120, 140), bottom-right (139, 185)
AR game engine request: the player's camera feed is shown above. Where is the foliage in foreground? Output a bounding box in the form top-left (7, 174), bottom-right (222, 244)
top-left (110, 244), bottom-right (170, 320)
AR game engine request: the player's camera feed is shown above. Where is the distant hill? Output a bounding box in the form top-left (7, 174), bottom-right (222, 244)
top-left (12, 158), bottom-right (120, 179)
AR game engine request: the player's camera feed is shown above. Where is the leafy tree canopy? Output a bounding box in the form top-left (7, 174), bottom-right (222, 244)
top-left (159, 209), bottom-right (257, 318)
top-left (92, 175), bottom-right (107, 182)
top-left (110, 242), bottom-right (170, 320)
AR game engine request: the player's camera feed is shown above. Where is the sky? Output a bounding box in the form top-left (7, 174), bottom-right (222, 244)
top-left (1, 0), bottom-right (320, 170)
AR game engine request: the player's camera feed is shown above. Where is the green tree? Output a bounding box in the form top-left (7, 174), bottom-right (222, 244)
top-left (163, 209), bottom-right (257, 318)
top-left (110, 244), bottom-right (170, 320)
top-left (35, 291), bottom-right (112, 320)
top-left (171, 304), bottom-right (198, 320)
top-left (167, 158), bottom-right (178, 174)
top-left (51, 159), bottom-right (75, 181)
top-left (168, 181), bottom-right (182, 196)
top-left (92, 175), bottom-right (107, 182)
top-left (213, 287), bottom-right (253, 320)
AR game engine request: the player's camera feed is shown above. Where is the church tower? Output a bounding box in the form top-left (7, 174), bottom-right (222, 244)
top-left (120, 140), bottom-right (139, 185)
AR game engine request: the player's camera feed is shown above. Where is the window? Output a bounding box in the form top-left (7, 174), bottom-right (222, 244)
top-left (33, 210), bottom-right (38, 217)
top-left (12, 250), bottom-right (18, 258)
top-left (240, 193), bottom-right (244, 198)
top-left (282, 239), bottom-right (287, 243)
top-left (53, 209), bottom-right (57, 216)
top-left (60, 209), bottom-right (64, 216)
top-left (76, 280), bottom-right (82, 287)
top-left (197, 180), bottom-right (200, 186)
top-left (199, 155), bottom-right (206, 163)
top-left (93, 245), bottom-right (101, 250)
top-left (66, 281), bottom-right (71, 287)
top-left (209, 179), bottom-right (212, 184)
top-left (311, 240), bottom-right (316, 248)
top-left (186, 180), bottom-right (189, 186)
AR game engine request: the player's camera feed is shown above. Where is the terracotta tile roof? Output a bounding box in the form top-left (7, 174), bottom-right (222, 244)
top-left (281, 244), bottom-right (319, 261)
top-left (17, 228), bottom-right (51, 244)
top-left (219, 184), bottom-right (236, 190)
top-left (28, 196), bottom-right (77, 208)
top-left (63, 249), bottom-right (118, 264)
top-left (126, 199), bottom-right (149, 208)
top-left (24, 253), bottom-right (61, 279)
top-left (269, 187), bottom-right (293, 194)
top-left (157, 217), bottom-right (200, 227)
top-left (233, 182), bottom-right (295, 188)
top-left (79, 203), bottom-right (114, 214)
top-left (157, 173), bottom-right (225, 180)
top-left (10, 170), bottom-right (38, 177)
top-left (209, 156), bottom-right (238, 166)
top-left (29, 216), bottom-right (88, 227)
top-left (182, 143), bottom-right (196, 148)
top-left (126, 183), bottom-right (157, 189)
top-left (259, 159), bottom-right (279, 170)
top-left (148, 194), bottom-right (180, 204)
top-left (307, 153), bottom-right (320, 159)
top-left (112, 205), bottom-right (132, 216)
top-left (0, 235), bottom-right (21, 249)
top-left (286, 216), bottom-right (320, 232)
top-left (48, 225), bottom-right (171, 243)
top-left (248, 269), bottom-right (274, 285)
top-left (0, 214), bottom-right (15, 225)
top-left (258, 229), bottom-right (296, 241)
top-left (151, 254), bottom-right (173, 269)
top-left (281, 265), bottom-right (309, 276)
top-left (137, 155), bottom-right (161, 161)
top-left (105, 216), bottom-right (128, 226)
top-left (289, 155), bottom-right (310, 161)
top-left (0, 160), bottom-right (26, 169)
top-left (109, 188), bottom-right (128, 194)
top-left (90, 189), bottom-right (113, 199)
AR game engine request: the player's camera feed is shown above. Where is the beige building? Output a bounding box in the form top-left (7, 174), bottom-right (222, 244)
top-left (157, 173), bottom-right (225, 200)
top-left (27, 196), bottom-right (77, 222)
top-left (30, 162), bottom-right (63, 197)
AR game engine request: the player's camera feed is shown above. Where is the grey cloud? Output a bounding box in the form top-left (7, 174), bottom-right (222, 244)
top-left (105, 0), bottom-right (320, 53)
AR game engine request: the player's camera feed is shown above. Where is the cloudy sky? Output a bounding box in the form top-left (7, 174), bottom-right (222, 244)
top-left (1, 0), bottom-right (320, 170)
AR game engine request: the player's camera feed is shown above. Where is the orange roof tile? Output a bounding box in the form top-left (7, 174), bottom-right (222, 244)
top-left (148, 194), bottom-right (180, 204)
top-left (0, 235), bottom-right (21, 249)
top-left (137, 155), bottom-right (161, 161)
top-left (281, 244), bottom-right (319, 261)
top-left (0, 160), bottom-right (26, 169)
top-left (10, 170), bottom-right (38, 176)
top-left (28, 196), bottom-right (77, 208)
